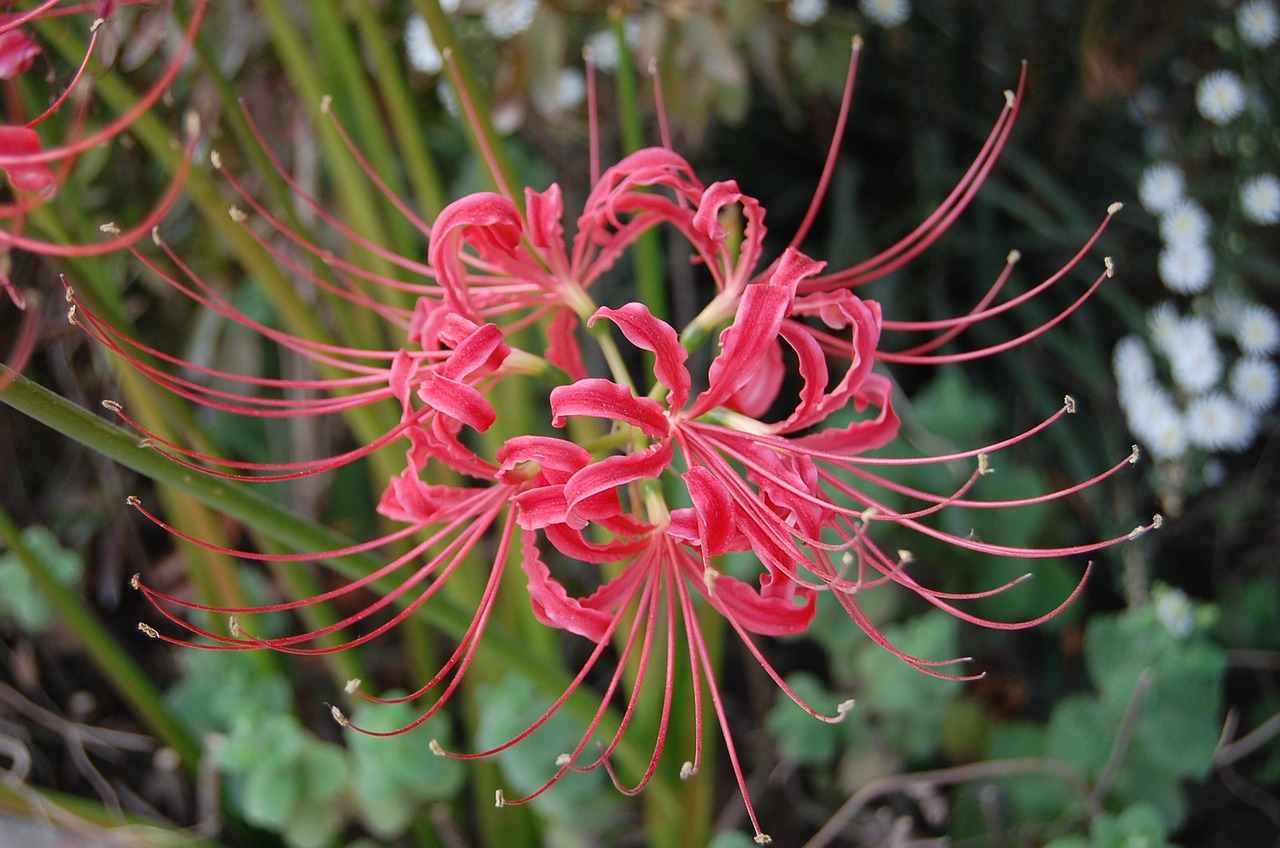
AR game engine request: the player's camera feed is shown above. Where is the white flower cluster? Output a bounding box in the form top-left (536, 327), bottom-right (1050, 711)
top-left (1140, 162), bottom-right (1214, 294)
top-left (1120, 2), bottom-right (1280, 472)
top-left (1115, 299), bottom-right (1278, 461)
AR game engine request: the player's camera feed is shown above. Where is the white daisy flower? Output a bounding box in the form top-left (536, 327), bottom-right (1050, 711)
top-left (1186, 392), bottom-right (1256, 451)
top-left (1230, 356), bottom-right (1279, 410)
top-left (1155, 587), bottom-right (1194, 638)
top-left (1236, 303), bottom-right (1280, 354)
top-left (1124, 386), bottom-right (1188, 460)
top-left (483, 0), bottom-right (538, 40)
top-left (405, 14), bottom-right (443, 75)
top-left (1113, 335), bottom-right (1156, 391)
top-left (1138, 162), bottom-right (1186, 214)
top-left (535, 67), bottom-right (587, 116)
top-left (787, 0), bottom-right (829, 26)
top-left (1158, 242), bottom-right (1214, 294)
top-left (1196, 70), bottom-right (1247, 125)
top-left (1148, 301), bottom-right (1182, 354)
top-left (1241, 173), bottom-right (1280, 224)
top-left (860, 0), bottom-right (910, 28)
top-left (1159, 199), bottom-right (1211, 243)
top-left (584, 19), bottom-right (638, 73)
top-left (1238, 0), bottom-right (1280, 47)
top-left (1167, 317), bottom-right (1223, 394)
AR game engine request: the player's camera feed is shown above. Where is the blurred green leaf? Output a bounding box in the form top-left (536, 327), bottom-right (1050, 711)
top-left (0, 526), bottom-right (83, 632)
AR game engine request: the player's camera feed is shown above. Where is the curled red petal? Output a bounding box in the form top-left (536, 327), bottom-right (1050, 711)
top-left (563, 439), bottom-right (674, 525)
top-left (589, 303), bottom-right (690, 411)
top-left (703, 572), bottom-right (816, 637)
top-left (550, 378), bottom-right (670, 439)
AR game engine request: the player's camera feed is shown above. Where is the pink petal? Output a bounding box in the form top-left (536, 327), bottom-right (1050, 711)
top-left (550, 378), bottom-right (670, 439)
top-left (702, 572), bottom-right (816, 637)
top-left (428, 192), bottom-right (523, 318)
top-left (418, 372), bottom-right (495, 432)
top-left (521, 533), bottom-right (616, 641)
top-left (0, 29), bottom-right (40, 80)
top-left (563, 439), bottom-right (675, 526)
top-left (683, 467), bottom-right (736, 556)
top-left (589, 303), bottom-right (690, 411)
top-left (795, 373), bottom-right (901, 454)
top-left (0, 126), bottom-right (55, 194)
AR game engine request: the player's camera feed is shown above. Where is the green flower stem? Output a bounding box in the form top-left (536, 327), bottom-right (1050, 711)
top-left (0, 372), bottom-right (680, 819)
top-left (0, 501), bottom-right (200, 769)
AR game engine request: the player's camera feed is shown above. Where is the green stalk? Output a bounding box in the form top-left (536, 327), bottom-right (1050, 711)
top-left (0, 503), bottom-right (200, 768)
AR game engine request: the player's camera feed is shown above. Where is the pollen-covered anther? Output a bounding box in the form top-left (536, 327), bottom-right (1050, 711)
top-left (138, 438), bottom-right (155, 449)
top-left (228, 616), bottom-right (241, 637)
top-left (977, 453), bottom-right (992, 475)
top-left (1107, 201), bottom-right (1124, 215)
top-left (897, 550), bottom-right (914, 566)
top-left (210, 150), bottom-right (222, 170)
top-left (555, 753), bottom-right (573, 767)
top-left (859, 506), bottom-right (879, 526)
top-left (151, 226), bottom-right (164, 247)
top-left (429, 739), bottom-right (445, 756)
top-left (344, 678), bottom-right (361, 694)
top-left (1151, 514), bottom-right (1164, 529)
top-left (1128, 445), bottom-right (1141, 464)
top-left (99, 222), bottom-right (120, 236)
top-left (1104, 256), bottom-right (1115, 278)
top-left (753, 833), bottom-right (773, 846)
top-left (66, 304), bottom-right (78, 326)
top-left (330, 705), bottom-right (350, 727)
top-left (680, 761), bottom-right (697, 780)
top-left (320, 95), bottom-right (332, 114)
top-left (125, 495), bottom-right (142, 507)
top-left (1004, 89), bottom-right (1016, 108)
top-left (184, 110), bottom-right (201, 140)
top-left (702, 567), bottom-right (721, 595)
top-left (852, 33), bottom-right (864, 51)
top-left (129, 573), bottom-right (140, 590)
top-left (836, 699), bottom-right (856, 719)
top-left (1006, 249), bottom-right (1022, 264)
top-left (228, 206), bottom-right (248, 224)
top-left (137, 623), bottom-right (159, 638)
top-left (101, 400), bottom-right (122, 413)
top-left (841, 551), bottom-right (855, 568)
top-left (494, 790), bottom-right (505, 809)
top-left (1064, 395), bottom-right (1077, 413)
top-left (90, 17), bottom-right (105, 33)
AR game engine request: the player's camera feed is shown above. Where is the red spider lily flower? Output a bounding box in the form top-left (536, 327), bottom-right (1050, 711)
top-left (0, 1), bottom-right (205, 257)
top-left (67, 39), bottom-right (1160, 845)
